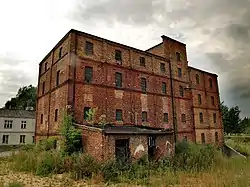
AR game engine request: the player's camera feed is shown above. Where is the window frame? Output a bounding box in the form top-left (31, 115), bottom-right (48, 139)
top-left (163, 113), bottom-right (169, 123)
top-left (179, 86), bottom-right (184, 97)
top-left (4, 120), bottom-right (13, 129)
top-left (59, 47), bottom-right (62, 58)
top-left (42, 82), bottom-right (45, 95)
top-left (162, 82), bottom-right (167, 94)
top-left (209, 78), bottom-right (213, 88)
top-left (141, 78), bottom-right (147, 93)
top-left (20, 135), bottom-right (26, 144)
top-left (116, 109), bottom-right (123, 121)
top-left (160, 63), bottom-right (165, 73)
top-left (55, 109), bottom-right (58, 122)
top-left (115, 72), bottom-right (122, 88)
top-left (115, 50), bottom-right (122, 62)
top-left (198, 94), bottom-right (202, 105)
top-left (201, 133), bottom-right (205, 144)
top-left (142, 111), bottom-right (148, 122)
top-left (196, 74), bottom-right (200, 84)
top-left (2, 135), bottom-right (9, 144)
top-left (178, 68), bottom-right (182, 77)
top-left (211, 96), bottom-right (215, 105)
top-left (199, 112), bottom-right (204, 123)
top-left (41, 114), bottom-right (43, 124)
top-left (213, 113), bottom-right (216, 124)
top-left (84, 66), bottom-right (93, 83)
top-left (84, 107), bottom-right (91, 120)
top-left (85, 41), bottom-right (94, 55)
top-left (176, 52), bottom-right (181, 61)
top-left (56, 70), bottom-right (60, 86)
top-left (21, 121), bottom-right (27, 129)
top-left (140, 57), bottom-right (146, 67)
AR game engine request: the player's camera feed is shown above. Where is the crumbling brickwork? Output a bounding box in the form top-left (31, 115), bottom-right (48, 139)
top-left (35, 29), bottom-right (223, 148)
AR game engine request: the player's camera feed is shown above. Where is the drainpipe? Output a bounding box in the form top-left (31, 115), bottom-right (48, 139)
top-left (169, 60), bottom-right (177, 143)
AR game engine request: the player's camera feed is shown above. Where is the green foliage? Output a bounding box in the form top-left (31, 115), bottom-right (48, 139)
top-left (36, 137), bottom-right (57, 151)
top-left (60, 112), bottom-right (82, 155)
top-left (220, 101), bottom-right (249, 134)
top-left (8, 181), bottom-right (24, 187)
top-left (226, 138), bottom-right (250, 156)
top-left (86, 107), bottom-right (98, 124)
top-left (173, 141), bottom-right (218, 172)
top-left (4, 85), bottom-right (36, 110)
top-left (71, 154), bottom-right (101, 180)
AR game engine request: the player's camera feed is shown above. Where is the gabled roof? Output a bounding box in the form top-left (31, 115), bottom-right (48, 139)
top-left (0, 109), bottom-right (35, 119)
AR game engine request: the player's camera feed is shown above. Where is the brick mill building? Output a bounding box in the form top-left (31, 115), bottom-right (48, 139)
top-left (35, 29), bottom-right (223, 161)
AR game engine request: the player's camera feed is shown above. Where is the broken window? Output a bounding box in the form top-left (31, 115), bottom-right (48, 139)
top-left (56, 70), bottom-right (60, 86)
top-left (213, 113), bottom-right (216, 124)
top-left (196, 74), bottom-right (200, 84)
top-left (178, 68), bottom-right (182, 77)
top-left (198, 94), bottom-right (202, 105)
top-left (115, 139), bottom-right (130, 162)
top-left (211, 96), bottom-right (215, 105)
top-left (85, 41), bottom-right (93, 55)
top-left (209, 78), bottom-right (213, 88)
top-left (40, 114), bottom-right (43, 124)
top-left (140, 57), bottom-right (146, 67)
top-left (115, 72), bottom-right (122, 88)
top-left (215, 132), bottom-right (218, 142)
top-left (141, 78), bottom-right (147, 93)
top-left (148, 136), bottom-right (156, 159)
top-left (115, 50), bottom-right (122, 62)
top-left (199, 112), bottom-right (204, 123)
top-left (160, 63), bottom-right (165, 73)
top-left (164, 113), bottom-right (168, 123)
top-left (142, 111), bottom-right (147, 122)
top-left (59, 47), bottom-right (62, 58)
top-left (176, 52), bottom-right (181, 61)
top-left (162, 82), bottom-right (166, 94)
top-left (116, 109), bottom-right (123, 121)
top-left (201, 133), bottom-right (205, 144)
top-left (84, 107), bottom-right (91, 120)
top-left (85, 66), bottom-right (93, 83)
top-left (55, 109), bottom-right (58, 122)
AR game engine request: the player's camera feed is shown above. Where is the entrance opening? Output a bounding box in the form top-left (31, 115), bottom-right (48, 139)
top-left (115, 139), bottom-right (130, 162)
top-left (148, 135), bottom-right (156, 159)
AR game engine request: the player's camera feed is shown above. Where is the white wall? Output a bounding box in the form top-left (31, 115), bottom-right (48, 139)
top-left (0, 117), bottom-right (35, 145)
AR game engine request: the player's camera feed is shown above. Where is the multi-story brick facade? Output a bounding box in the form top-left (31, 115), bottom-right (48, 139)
top-left (35, 29), bottom-right (223, 160)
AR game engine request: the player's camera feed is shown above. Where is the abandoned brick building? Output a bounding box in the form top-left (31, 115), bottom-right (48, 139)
top-left (35, 29), bottom-right (223, 161)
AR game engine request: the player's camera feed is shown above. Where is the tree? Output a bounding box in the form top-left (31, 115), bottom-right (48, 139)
top-left (221, 102), bottom-right (246, 134)
top-left (4, 85), bottom-right (36, 110)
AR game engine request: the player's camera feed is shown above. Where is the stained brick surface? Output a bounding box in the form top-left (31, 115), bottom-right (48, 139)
top-left (36, 30), bottom-right (223, 157)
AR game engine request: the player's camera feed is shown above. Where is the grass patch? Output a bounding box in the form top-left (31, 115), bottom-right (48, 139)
top-left (226, 138), bottom-right (250, 156)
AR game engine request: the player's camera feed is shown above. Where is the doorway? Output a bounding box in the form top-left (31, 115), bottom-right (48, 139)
top-left (115, 139), bottom-right (130, 162)
top-left (148, 135), bottom-right (156, 159)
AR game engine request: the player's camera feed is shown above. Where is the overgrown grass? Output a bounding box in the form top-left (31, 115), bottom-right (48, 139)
top-left (4, 140), bottom-right (250, 186)
top-left (226, 138), bottom-right (250, 156)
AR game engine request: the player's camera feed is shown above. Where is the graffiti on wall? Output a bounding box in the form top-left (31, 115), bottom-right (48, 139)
top-left (134, 144), bottom-right (145, 157)
top-left (166, 140), bottom-right (173, 156)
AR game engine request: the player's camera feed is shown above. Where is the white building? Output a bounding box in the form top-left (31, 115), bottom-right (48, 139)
top-left (0, 109), bottom-right (35, 145)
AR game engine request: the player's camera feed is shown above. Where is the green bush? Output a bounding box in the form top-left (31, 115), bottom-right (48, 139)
top-left (36, 151), bottom-right (64, 176)
top-left (71, 154), bottom-right (100, 180)
top-left (36, 137), bottom-right (57, 151)
top-left (8, 181), bottom-right (23, 187)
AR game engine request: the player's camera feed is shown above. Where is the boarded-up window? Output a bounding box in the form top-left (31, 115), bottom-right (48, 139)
top-left (142, 111), bottom-right (147, 122)
top-left (116, 109), bottom-right (123, 121)
top-left (181, 114), bottom-right (186, 123)
top-left (115, 72), bottom-right (122, 88)
top-left (179, 86), bottom-right (184, 97)
top-left (85, 41), bottom-right (93, 55)
top-left (141, 78), bottom-right (147, 93)
top-left (85, 67), bottom-right (93, 83)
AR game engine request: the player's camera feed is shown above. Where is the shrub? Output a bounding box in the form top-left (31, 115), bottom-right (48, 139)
top-left (71, 154), bottom-right (100, 180)
top-left (36, 137), bottom-right (57, 151)
top-left (8, 181), bottom-right (23, 187)
top-left (36, 151), bottom-right (64, 176)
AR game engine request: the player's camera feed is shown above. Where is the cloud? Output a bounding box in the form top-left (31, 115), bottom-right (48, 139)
top-left (70, 0), bottom-right (250, 116)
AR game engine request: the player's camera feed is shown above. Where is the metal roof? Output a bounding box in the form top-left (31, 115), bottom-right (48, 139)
top-left (0, 109), bottom-right (35, 119)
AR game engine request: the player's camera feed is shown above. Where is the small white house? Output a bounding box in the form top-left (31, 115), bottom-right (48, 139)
top-left (0, 109), bottom-right (35, 145)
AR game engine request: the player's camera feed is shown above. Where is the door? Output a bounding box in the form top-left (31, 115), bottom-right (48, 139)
top-left (115, 139), bottom-right (130, 162)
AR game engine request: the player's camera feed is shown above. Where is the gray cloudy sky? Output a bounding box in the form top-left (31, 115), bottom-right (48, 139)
top-left (0, 0), bottom-right (249, 116)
